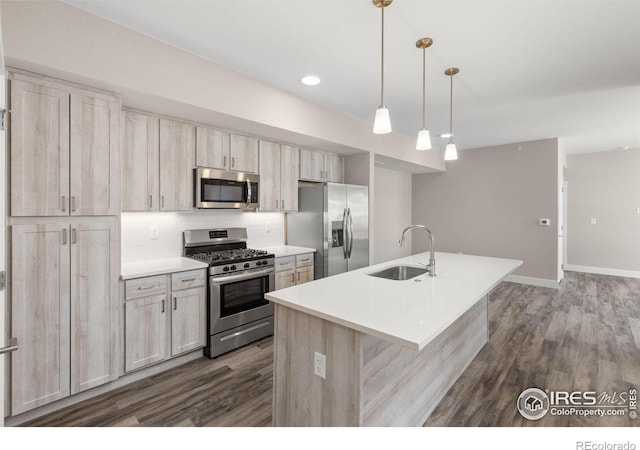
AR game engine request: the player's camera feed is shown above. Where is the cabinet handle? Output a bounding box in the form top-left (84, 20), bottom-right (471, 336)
top-left (281, 199), bottom-right (284, 210)
top-left (71, 196), bottom-right (77, 212)
top-left (300, 258), bottom-right (310, 262)
top-left (223, 156), bottom-right (227, 167)
top-left (173, 297), bottom-right (177, 310)
top-left (137, 285), bottom-right (155, 291)
top-left (180, 277), bottom-right (196, 283)
top-left (161, 195), bottom-right (165, 209)
top-left (61, 195), bottom-right (66, 212)
top-left (149, 195), bottom-right (153, 209)
top-left (291, 273), bottom-right (294, 283)
top-left (297, 272), bottom-right (300, 282)
top-left (161, 299), bottom-right (165, 313)
top-left (71, 228), bottom-right (77, 244)
top-left (276, 200), bottom-right (279, 209)
top-left (231, 157), bottom-right (235, 168)
top-left (62, 228), bottom-right (67, 245)
top-left (320, 169), bottom-right (323, 180)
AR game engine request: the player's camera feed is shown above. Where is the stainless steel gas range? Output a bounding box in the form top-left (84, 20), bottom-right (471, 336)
top-left (183, 228), bottom-right (275, 358)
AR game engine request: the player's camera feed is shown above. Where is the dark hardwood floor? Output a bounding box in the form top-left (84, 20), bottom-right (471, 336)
top-left (23, 272), bottom-right (640, 427)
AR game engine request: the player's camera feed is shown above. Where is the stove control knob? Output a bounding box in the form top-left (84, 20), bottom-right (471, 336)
top-left (244, 263), bottom-right (250, 269)
top-left (230, 265), bottom-right (236, 271)
top-left (222, 266), bottom-right (230, 272)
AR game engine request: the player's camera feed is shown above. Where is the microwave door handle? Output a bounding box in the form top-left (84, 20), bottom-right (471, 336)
top-left (245, 178), bottom-right (252, 208)
top-left (210, 267), bottom-right (274, 284)
top-left (342, 208), bottom-right (349, 260)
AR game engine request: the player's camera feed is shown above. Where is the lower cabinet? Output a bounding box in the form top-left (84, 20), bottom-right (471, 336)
top-left (124, 269), bottom-right (206, 373)
top-left (10, 221), bottom-right (118, 415)
top-left (275, 253), bottom-right (315, 290)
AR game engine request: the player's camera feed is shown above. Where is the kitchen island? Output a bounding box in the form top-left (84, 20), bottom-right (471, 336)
top-left (265, 251), bottom-right (522, 426)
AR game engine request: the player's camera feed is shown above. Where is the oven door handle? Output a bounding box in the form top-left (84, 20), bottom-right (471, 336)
top-left (210, 267), bottom-right (274, 284)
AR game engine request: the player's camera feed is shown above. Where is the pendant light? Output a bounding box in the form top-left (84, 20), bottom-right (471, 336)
top-left (444, 67), bottom-right (459, 161)
top-left (415, 37), bottom-right (433, 150)
top-left (372, 0), bottom-right (392, 134)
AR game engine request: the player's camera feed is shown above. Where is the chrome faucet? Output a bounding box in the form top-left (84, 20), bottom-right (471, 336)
top-left (399, 224), bottom-right (436, 277)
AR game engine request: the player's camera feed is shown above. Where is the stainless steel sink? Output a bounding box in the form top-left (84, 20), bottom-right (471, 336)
top-left (367, 265), bottom-right (428, 281)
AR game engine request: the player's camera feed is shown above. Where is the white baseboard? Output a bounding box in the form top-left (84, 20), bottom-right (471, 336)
top-left (504, 274), bottom-right (560, 289)
top-left (564, 264), bottom-right (640, 279)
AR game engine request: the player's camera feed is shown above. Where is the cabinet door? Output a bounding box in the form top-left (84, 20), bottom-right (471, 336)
top-left (196, 126), bottom-right (230, 170)
top-left (125, 294), bottom-right (169, 372)
top-left (258, 140), bottom-right (281, 212)
top-left (296, 265), bottom-right (315, 285)
top-left (171, 287), bottom-right (206, 356)
top-left (69, 93), bottom-right (119, 215)
top-left (121, 111), bottom-right (160, 211)
top-left (275, 269), bottom-right (296, 290)
top-left (324, 153), bottom-right (344, 183)
top-left (299, 148), bottom-right (324, 182)
top-left (10, 79), bottom-right (70, 216)
top-left (230, 134), bottom-right (259, 173)
top-left (70, 222), bottom-right (118, 394)
top-left (160, 119), bottom-right (195, 211)
top-left (11, 224), bottom-right (71, 415)
top-left (280, 145), bottom-right (299, 212)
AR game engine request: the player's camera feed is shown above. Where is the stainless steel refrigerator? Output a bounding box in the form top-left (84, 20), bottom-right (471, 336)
top-left (287, 183), bottom-right (369, 279)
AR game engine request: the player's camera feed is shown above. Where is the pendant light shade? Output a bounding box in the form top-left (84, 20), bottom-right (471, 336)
top-left (415, 37), bottom-right (433, 150)
top-left (372, 0), bottom-right (393, 134)
top-left (444, 67), bottom-right (460, 161)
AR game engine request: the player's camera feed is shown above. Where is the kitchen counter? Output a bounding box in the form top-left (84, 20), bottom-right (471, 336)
top-left (121, 257), bottom-right (209, 280)
top-left (268, 251), bottom-right (522, 426)
top-left (266, 251), bottom-right (521, 350)
top-left (258, 245), bottom-right (316, 258)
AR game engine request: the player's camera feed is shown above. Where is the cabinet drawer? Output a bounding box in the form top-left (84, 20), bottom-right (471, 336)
top-left (275, 256), bottom-right (295, 272)
top-left (171, 269), bottom-right (206, 290)
top-left (125, 275), bottom-right (167, 300)
top-left (296, 253), bottom-right (314, 268)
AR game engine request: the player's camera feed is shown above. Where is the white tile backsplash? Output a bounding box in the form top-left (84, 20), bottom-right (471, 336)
top-left (121, 210), bottom-right (286, 263)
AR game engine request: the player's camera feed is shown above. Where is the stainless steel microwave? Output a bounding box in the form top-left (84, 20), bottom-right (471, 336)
top-left (194, 167), bottom-right (259, 210)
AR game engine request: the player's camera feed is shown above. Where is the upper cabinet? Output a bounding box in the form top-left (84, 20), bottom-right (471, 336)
top-left (196, 126), bottom-right (258, 174)
top-left (121, 110), bottom-right (194, 212)
top-left (299, 148), bottom-right (344, 183)
top-left (259, 141), bottom-right (299, 212)
top-left (10, 74), bottom-right (120, 217)
top-left (159, 119), bottom-right (195, 211)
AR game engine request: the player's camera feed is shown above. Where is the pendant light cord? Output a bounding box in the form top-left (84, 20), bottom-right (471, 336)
top-left (422, 48), bottom-right (426, 129)
top-left (449, 73), bottom-right (453, 143)
top-left (380, 7), bottom-right (385, 106)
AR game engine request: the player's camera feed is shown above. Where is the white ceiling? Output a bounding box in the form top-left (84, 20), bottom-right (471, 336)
top-left (64, 0), bottom-right (640, 155)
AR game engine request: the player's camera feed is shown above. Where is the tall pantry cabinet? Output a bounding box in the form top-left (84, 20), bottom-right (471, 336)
top-left (7, 70), bottom-right (120, 416)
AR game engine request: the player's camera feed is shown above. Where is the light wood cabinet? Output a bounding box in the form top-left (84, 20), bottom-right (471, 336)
top-left (259, 141), bottom-right (299, 212)
top-left (124, 269), bottom-right (206, 372)
top-left (10, 75), bottom-right (119, 217)
top-left (11, 221), bottom-right (118, 415)
top-left (299, 149), bottom-right (344, 183)
top-left (121, 110), bottom-right (159, 211)
top-left (274, 253), bottom-right (314, 290)
top-left (196, 127), bottom-right (258, 173)
top-left (160, 119), bottom-right (195, 211)
top-left (230, 134), bottom-right (259, 173)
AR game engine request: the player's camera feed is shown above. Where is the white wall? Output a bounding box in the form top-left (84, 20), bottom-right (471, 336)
top-left (373, 166), bottom-right (412, 264)
top-left (412, 139), bottom-right (560, 285)
top-left (566, 148), bottom-right (640, 275)
top-left (121, 211), bottom-right (285, 263)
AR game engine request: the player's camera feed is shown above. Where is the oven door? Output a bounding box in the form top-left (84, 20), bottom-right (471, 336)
top-left (209, 267), bottom-right (275, 334)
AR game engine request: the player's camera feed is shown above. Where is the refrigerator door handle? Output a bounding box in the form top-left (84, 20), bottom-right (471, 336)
top-left (347, 207), bottom-right (354, 258)
top-left (342, 208), bottom-right (349, 260)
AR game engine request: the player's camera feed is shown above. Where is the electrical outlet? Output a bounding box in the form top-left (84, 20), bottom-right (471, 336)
top-left (265, 222), bottom-right (271, 233)
top-left (149, 226), bottom-right (159, 239)
top-left (314, 351), bottom-right (326, 379)
top-left (590, 218), bottom-right (597, 225)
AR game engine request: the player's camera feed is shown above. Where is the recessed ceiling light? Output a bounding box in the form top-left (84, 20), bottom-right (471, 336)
top-left (439, 133), bottom-right (452, 138)
top-left (300, 75), bottom-right (321, 86)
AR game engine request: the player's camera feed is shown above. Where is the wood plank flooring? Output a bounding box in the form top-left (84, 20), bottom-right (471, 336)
top-left (22, 272), bottom-right (640, 427)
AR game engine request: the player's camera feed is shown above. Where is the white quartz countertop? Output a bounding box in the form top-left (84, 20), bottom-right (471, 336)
top-left (121, 257), bottom-right (209, 280)
top-left (266, 252), bottom-right (522, 351)
top-left (259, 245), bottom-right (316, 258)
